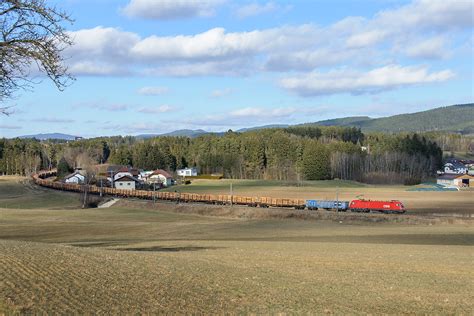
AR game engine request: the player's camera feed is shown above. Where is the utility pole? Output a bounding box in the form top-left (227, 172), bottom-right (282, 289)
top-left (108, 170), bottom-right (115, 189)
top-left (336, 185), bottom-right (339, 212)
top-left (230, 182), bottom-right (233, 207)
top-left (153, 182), bottom-right (156, 204)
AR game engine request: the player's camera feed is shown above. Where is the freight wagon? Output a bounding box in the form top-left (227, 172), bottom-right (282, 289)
top-left (305, 200), bottom-right (349, 211)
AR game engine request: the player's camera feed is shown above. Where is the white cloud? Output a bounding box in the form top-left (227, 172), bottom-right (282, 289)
top-left (122, 0), bottom-right (225, 20)
top-left (74, 102), bottom-right (130, 112)
top-left (63, 0), bottom-right (469, 98)
top-left (236, 2), bottom-right (289, 18)
top-left (210, 88), bottom-right (233, 98)
top-left (102, 104), bottom-right (129, 111)
top-left (67, 26), bottom-right (139, 60)
top-left (375, 0), bottom-right (473, 31)
top-left (66, 24), bottom-right (318, 76)
top-left (230, 107), bottom-right (295, 118)
top-left (174, 106), bottom-right (297, 127)
top-left (130, 26), bottom-right (315, 61)
top-left (31, 117), bottom-right (75, 123)
top-left (265, 49), bottom-right (355, 72)
top-left (138, 105), bottom-right (177, 113)
top-left (104, 122), bottom-right (163, 134)
top-left (68, 61), bottom-right (129, 76)
top-left (403, 36), bottom-right (448, 59)
top-left (280, 65), bottom-right (454, 96)
top-left (137, 86), bottom-right (170, 95)
top-left (346, 30), bottom-right (387, 48)
top-left (0, 124), bottom-right (21, 129)
top-left (143, 59), bottom-right (255, 77)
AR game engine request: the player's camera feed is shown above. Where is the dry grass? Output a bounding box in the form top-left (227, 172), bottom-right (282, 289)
top-left (0, 176), bottom-right (473, 314)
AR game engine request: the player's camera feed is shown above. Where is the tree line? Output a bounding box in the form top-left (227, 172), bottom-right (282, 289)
top-left (0, 126), bottom-right (444, 184)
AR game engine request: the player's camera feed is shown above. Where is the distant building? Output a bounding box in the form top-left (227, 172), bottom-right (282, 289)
top-left (177, 167), bottom-right (198, 177)
top-left (114, 175), bottom-right (141, 190)
top-left (148, 169), bottom-right (173, 187)
top-left (64, 171), bottom-right (85, 184)
top-left (443, 159), bottom-right (468, 174)
top-left (437, 174), bottom-right (474, 188)
top-left (106, 165), bottom-right (140, 182)
top-left (139, 170), bottom-right (154, 181)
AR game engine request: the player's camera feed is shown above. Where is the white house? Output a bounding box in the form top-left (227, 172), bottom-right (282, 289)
top-left (139, 170), bottom-right (153, 181)
top-left (177, 167), bottom-right (198, 177)
top-left (148, 169), bottom-right (173, 187)
top-left (443, 159), bottom-right (468, 174)
top-left (437, 174), bottom-right (474, 188)
top-left (64, 171), bottom-right (85, 184)
top-left (114, 175), bottom-right (140, 190)
top-left (106, 165), bottom-right (140, 181)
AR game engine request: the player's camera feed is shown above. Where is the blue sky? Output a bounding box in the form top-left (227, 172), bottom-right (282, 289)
top-left (1, 0), bottom-right (473, 138)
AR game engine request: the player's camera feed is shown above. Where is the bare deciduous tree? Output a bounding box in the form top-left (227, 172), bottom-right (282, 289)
top-left (76, 152), bottom-right (98, 208)
top-left (0, 0), bottom-right (74, 114)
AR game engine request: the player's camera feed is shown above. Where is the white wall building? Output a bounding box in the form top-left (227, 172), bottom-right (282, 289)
top-left (443, 160), bottom-right (468, 174)
top-left (177, 167), bottom-right (198, 177)
top-left (113, 171), bottom-right (134, 181)
top-left (64, 172), bottom-right (85, 184)
top-left (114, 175), bottom-right (139, 190)
top-left (437, 174), bottom-right (474, 188)
top-left (148, 170), bottom-right (173, 187)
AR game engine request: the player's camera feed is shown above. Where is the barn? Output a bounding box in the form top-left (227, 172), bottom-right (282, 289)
top-left (437, 174), bottom-right (474, 188)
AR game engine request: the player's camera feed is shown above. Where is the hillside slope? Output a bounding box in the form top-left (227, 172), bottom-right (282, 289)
top-left (310, 104), bottom-right (474, 133)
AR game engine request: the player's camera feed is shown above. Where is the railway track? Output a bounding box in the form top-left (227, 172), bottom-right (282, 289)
top-left (31, 170), bottom-right (405, 214)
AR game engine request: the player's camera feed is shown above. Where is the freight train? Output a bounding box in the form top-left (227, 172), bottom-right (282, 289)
top-left (305, 199), bottom-right (406, 214)
top-left (31, 170), bottom-right (406, 214)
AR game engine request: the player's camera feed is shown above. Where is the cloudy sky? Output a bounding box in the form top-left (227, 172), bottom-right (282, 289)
top-left (1, 0), bottom-right (473, 138)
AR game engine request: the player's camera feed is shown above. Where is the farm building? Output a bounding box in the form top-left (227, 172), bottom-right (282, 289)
top-left (148, 169), bottom-right (173, 187)
top-left (437, 174), bottom-right (474, 188)
top-left (114, 175), bottom-right (141, 190)
top-left (177, 167), bottom-right (198, 177)
top-left (64, 171), bottom-right (85, 184)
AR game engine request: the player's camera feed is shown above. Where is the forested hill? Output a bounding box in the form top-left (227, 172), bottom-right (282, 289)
top-left (309, 103), bottom-right (474, 134)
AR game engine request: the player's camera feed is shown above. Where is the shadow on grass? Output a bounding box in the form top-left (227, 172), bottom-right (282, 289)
top-left (71, 241), bottom-right (132, 248)
top-left (71, 241), bottom-right (222, 252)
top-left (199, 233), bottom-right (474, 246)
top-left (113, 245), bottom-right (221, 252)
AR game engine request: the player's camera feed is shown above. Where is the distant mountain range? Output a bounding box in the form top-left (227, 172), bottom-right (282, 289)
top-left (136, 129), bottom-right (210, 139)
top-left (16, 103), bottom-right (473, 140)
top-left (18, 133), bottom-right (80, 141)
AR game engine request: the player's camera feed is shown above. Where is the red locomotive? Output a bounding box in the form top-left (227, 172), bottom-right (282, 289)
top-left (349, 199), bottom-right (406, 214)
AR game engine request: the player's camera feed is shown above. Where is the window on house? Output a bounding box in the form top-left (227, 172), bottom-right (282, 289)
top-left (119, 183), bottom-right (123, 186)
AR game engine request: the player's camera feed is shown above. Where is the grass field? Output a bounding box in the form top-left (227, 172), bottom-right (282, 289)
top-left (0, 176), bottom-right (473, 314)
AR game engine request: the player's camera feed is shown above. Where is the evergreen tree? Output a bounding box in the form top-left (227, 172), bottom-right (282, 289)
top-left (301, 142), bottom-right (331, 180)
top-left (57, 157), bottom-right (71, 178)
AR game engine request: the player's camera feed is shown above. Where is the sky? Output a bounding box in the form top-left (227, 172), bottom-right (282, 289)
top-left (1, 0), bottom-right (473, 138)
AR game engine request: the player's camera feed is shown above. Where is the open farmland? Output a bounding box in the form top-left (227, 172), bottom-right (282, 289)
top-left (0, 177), bottom-right (473, 314)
